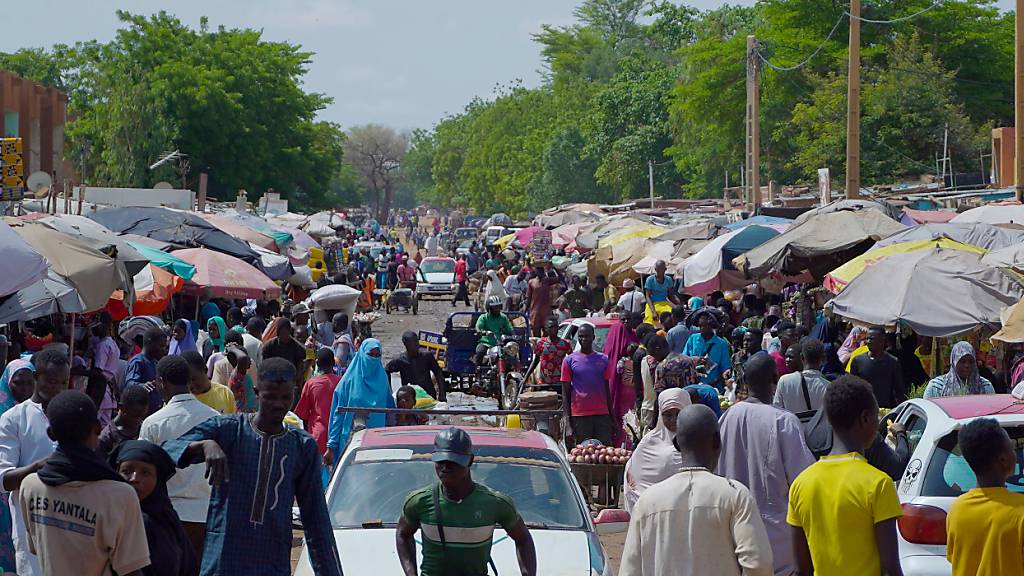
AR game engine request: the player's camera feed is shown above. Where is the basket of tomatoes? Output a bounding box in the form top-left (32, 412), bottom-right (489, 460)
top-left (567, 444), bottom-right (633, 509)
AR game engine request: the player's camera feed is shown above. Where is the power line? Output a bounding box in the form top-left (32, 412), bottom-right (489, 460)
top-left (845, 1), bottom-right (943, 25)
top-left (757, 13), bottom-right (847, 72)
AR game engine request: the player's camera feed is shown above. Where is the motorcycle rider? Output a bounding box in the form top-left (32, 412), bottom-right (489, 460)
top-left (475, 295), bottom-right (514, 368)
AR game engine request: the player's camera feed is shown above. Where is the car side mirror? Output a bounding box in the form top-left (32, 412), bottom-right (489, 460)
top-left (593, 508), bottom-right (630, 535)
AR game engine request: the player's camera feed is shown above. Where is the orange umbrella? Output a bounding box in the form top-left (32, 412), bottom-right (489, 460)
top-left (108, 264), bottom-right (185, 318)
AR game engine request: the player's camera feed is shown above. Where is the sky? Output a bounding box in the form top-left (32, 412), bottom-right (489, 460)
top-left (0, 0), bottom-right (1016, 132)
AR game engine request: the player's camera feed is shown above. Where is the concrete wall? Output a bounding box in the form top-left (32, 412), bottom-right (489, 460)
top-left (0, 70), bottom-right (67, 185)
top-left (72, 187), bottom-right (195, 210)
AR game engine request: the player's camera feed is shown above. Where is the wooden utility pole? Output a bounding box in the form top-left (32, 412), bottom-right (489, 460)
top-left (846, 0), bottom-right (862, 199)
top-left (745, 35), bottom-right (762, 208)
top-left (1016, 0), bottom-right (1024, 201)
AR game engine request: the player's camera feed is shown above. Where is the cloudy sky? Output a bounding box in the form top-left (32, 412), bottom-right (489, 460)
top-left (0, 0), bottom-right (1015, 131)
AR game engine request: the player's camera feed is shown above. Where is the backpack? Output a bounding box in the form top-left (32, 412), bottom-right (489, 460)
top-left (794, 372), bottom-right (833, 458)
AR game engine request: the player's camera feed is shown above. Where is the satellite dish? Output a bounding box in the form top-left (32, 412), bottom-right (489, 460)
top-left (26, 171), bottom-right (52, 199)
top-left (153, 181), bottom-right (174, 190)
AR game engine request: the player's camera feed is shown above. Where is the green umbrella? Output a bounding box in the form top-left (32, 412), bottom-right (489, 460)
top-left (127, 241), bottom-right (196, 281)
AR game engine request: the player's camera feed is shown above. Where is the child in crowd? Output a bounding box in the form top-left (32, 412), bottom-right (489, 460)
top-left (394, 385), bottom-right (427, 427)
top-left (95, 385), bottom-right (150, 460)
top-left (226, 348), bottom-right (257, 413)
top-left (182, 351), bottom-right (236, 415)
top-left (946, 417), bottom-right (1024, 576)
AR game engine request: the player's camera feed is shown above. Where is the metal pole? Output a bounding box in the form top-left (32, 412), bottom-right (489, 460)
top-left (1016, 0), bottom-right (1024, 200)
top-left (648, 160), bottom-right (655, 208)
top-left (846, 0), bottom-right (862, 199)
top-left (746, 35), bottom-right (761, 208)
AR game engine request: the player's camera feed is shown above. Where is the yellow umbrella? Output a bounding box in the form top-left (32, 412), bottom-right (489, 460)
top-left (598, 224), bottom-right (666, 249)
top-left (824, 238), bottom-right (986, 293)
top-left (494, 232), bottom-right (516, 249)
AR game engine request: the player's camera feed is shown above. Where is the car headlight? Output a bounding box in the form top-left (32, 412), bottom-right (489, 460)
top-left (503, 341), bottom-right (520, 358)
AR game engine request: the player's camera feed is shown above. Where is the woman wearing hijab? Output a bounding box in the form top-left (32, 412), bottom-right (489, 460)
top-left (623, 388), bottom-right (691, 513)
top-left (0, 360), bottom-right (34, 574)
top-left (604, 313), bottom-right (641, 447)
top-left (201, 316), bottom-right (227, 361)
top-left (168, 320), bottom-right (197, 356)
top-left (323, 339), bottom-right (395, 467)
top-left (483, 269), bottom-right (507, 305)
top-left (837, 326), bottom-right (866, 366)
top-left (924, 341), bottom-right (995, 399)
top-left (111, 440), bottom-right (198, 576)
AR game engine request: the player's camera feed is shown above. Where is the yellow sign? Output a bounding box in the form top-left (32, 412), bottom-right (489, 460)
top-left (0, 187), bottom-right (24, 201)
top-left (0, 139), bottom-right (22, 156)
top-left (1, 176), bottom-right (24, 188)
top-left (0, 154), bottom-right (22, 167)
top-left (1, 165), bottom-right (22, 179)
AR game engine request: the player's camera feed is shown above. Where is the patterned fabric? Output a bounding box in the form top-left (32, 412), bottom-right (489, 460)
top-left (535, 337), bottom-right (571, 386)
top-left (654, 354), bottom-right (701, 396)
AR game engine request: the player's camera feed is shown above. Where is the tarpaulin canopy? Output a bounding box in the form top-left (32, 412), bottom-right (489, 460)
top-left (513, 226), bottom-right (546, 248)
top-left (656, 219), bottom-right (719, 241)
top-left (0, 219), bottom-right (47, 299)
top-left (723, 215), bottom-right (793, 230)
top-left (268, 223), bottom-right (318, 250)
top-left (950, 203), bottom-right (1024, 225)
top-left (682, 225), bottom-right (780, 295)
top-left (109, 264), bottom-right (185, 318)
top-left (825, 238), bottom-right (987, 293)
top-left (900, 208), bottom-right (956, 226)
top-left (249, 243), bottom-right (294, 281)
top-left (551, 223), bottom-right (587, 249)
top-left (198, 213), bottom-right (279, 253)
top-left (981, 243), bottom-right (1024, 270)
top-left (216, 211), bottom-right (293, 249)
top-left (533, 203), bottom-right (605, 228)
top-left (597, 223), bottom-right (666, 249)
top-left (172, 248), bottom-right (281, 300)
top-left (793, 199), bottom-right (900, 224)
top-left (37, 214), bottom-right (149, 277)
top-left (870, 222), bottom-right (1024, 253)
top-left (484, 213), bottom-right (513, 228)
top-left (9, 220), bottom-right (131, 312)
top-left (993, 302), bottom-right (1024, 343)
top-left (125, 242), bottom-right (196, 281)
top-left (734, 209), bottom-right (906, 279)
top-left (826, 247), bottom-right (1024, 337)
top-left (0, 270), bottom-right (88, 323)
top-left (88, 206), bottom-right (262, 269)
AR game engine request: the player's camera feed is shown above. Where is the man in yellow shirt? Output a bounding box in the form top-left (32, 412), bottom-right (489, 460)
top-left (787, 375), bottom-right (904, 576)
top-left (183, 351), bottom-right (236, 414)
top-left (947, 417), bottom-right (1024, 576)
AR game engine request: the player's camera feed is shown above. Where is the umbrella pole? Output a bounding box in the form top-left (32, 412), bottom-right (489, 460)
top-left (68, 314), bottom-right (76, 365)
top-left (195, 297), bottom-right (200, 322)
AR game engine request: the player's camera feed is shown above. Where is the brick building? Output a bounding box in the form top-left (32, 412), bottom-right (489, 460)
top-left (0, 70), bottom-right (68, 185)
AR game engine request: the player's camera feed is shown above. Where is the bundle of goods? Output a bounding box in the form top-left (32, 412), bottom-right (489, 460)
top-left (568, 444), bottom-right (632, 465)
top-left (568, 443), bottom-right (632, 508)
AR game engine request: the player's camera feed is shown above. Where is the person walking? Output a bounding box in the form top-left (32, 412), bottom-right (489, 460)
top-left (385, 331), bottom-right (446, 401)
top-left (324, 339), bottom-right (395, 468)
top-left (19, 391), bottom-right (151, 576)
top-left (850, 327), bottom-right (905, 408)
top-left (138, 355), bottom-right (218, 561)
top-left (682, 314), bottom-right (731, 391)
top-left (125, 327), bottom-right (168, 415)
top-left (620, 404), bottom-right (773, 576)
top-left (453, 254), bottom-right (470, 307)
top-left (774, 338), bottom-right (830, 414)
top-left (0, 349), bottom-right (69, 576)
top-left (604, 312), bottom-right (641, 446)
top-left (396, 427), bottom-right (537, 576)
top-left (787, 375), bottom-right (904, 576)
top-left (526, 267), bottom-right (558, 338)
top-left (561, 324), bottom-right (613, 447)
top-left (719, 354), bottom-right (814, 576)
top-left (946, 417), bottom-right (1024, 576)
top-left (623, 388), bottom-right (690, 513)
top-left (0, 359), bottom-right (36, 574)
top-left (533, 317), bottom-right (571, 391)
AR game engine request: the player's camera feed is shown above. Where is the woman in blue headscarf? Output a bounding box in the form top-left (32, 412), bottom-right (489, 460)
top-left (0, 359), bottom-right (35, 572)
top-left (168, 319), bottom-right (197, 356)
top-left (324, 339), bottom-right (395, 467)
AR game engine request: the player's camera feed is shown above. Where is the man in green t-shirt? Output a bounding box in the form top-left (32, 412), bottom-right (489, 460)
top-left (474, 296), bottom-right (514, 367)
top-left (397, 427), bottom-right (537, 576)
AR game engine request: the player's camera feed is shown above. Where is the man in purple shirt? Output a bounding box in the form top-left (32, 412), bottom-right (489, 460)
top-left (90, 312), bottom-right (122, 425)
top-left (560, 323), bottom-right (613, 447)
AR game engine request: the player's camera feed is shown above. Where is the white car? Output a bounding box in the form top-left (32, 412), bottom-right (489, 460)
top-left (294, 425), bottom-right (615, 575)
top-left (892, 394), bottom-right (1024, 575)
top-left (416, 257), bottom-right (457, 299)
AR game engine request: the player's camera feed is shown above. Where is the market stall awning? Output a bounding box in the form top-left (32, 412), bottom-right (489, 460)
top-left (88, 206), bottom-right (262, 269)
top-left (9, 220), bottom-right (131, 312)
top-left (826, 238), bottom-right (987, 293)
top-left (723, 215), bottom-right (793, 230)
top-left (0, 219), bottom-right (47, 299)
top-left (268, 223), bottom-right (319, 250)
top-left (217, 211), bottom-right (293, 249)
top-left (249, 243), bottom-right (294, 281)
top-left (734, 209), bottom-right (906, 279)
top-left (108, 264), bottom-right (185, 319)
top-left (0, 270), bottom-right (89, 323)
top-left (900, 208), bottom-right (956, 226)
top-left (870, 222), bottom-right (1024, 253)
top-left (198, 213), bottom-right (280, 253)
top-left (125, 242), bottom-right (196, 281)
top-left (598, 223), bottom-right (666, 250)
top-left (683, 225), bottom-right (780, 295)
top-left (826, 247), bottom-right (1024, 337)
top-left (993, 302), bottom-right (1024, 343)
top-left (172, 247), bottom-right (281, 300)
top-left (950, 203), bottom-right (1024, 225)
top-left (793, 199), bottom-right (900, 225)
top-left (37, 213), bottom-right (149, 277)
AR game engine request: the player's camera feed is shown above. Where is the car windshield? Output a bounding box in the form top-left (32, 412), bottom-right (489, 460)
top-left (328, 445), bottom-right (586, 530)
top-left (421, 260), bottom-right (455, 274)
top-left (559, 324), bottom-right (611, 351)
top-left (922, 425), bottom-right (1024, 497)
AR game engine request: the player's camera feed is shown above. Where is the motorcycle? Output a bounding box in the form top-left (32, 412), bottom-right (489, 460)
top-left (477, 332), bottom-right (525, 410)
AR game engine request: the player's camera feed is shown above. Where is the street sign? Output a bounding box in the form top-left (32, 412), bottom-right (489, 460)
top-left (0, 138), bottom-right (21, 156)
top-left (2, 176), bottom-right (24, 188)
top-left (0, 138), bottom-right (26, 201)
top-left (2, 164), bottom-right (23, 179)
top-left (0, 154), bottom-right (21, 167)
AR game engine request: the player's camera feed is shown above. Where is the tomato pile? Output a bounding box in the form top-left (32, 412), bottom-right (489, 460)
top-left (568, 445), bottom-right (632, 465)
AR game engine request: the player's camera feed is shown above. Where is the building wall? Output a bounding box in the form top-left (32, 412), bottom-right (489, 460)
top-left (0, 70), bottom-right (68, 185)
top-left (992, 127), bottom-right (1015, 188)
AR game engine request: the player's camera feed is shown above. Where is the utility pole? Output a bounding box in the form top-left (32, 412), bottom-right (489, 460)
top-left (648, 160), bottom-right (655, 209)
top-left (846, 0), bottom-right (862, 200)
top-left (745, 35), bottom-right (762, 208)
top-left (1016, 0), bottom-right (1024, 201)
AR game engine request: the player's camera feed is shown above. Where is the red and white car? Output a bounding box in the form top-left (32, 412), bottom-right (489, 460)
top-left (294, 425), bottom-right (615, 575)
top-left (891, 394), bottom-right (1024, 575)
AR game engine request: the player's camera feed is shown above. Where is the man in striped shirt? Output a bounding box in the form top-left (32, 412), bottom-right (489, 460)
top-left (396, 427), bottom-right (537, 576)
